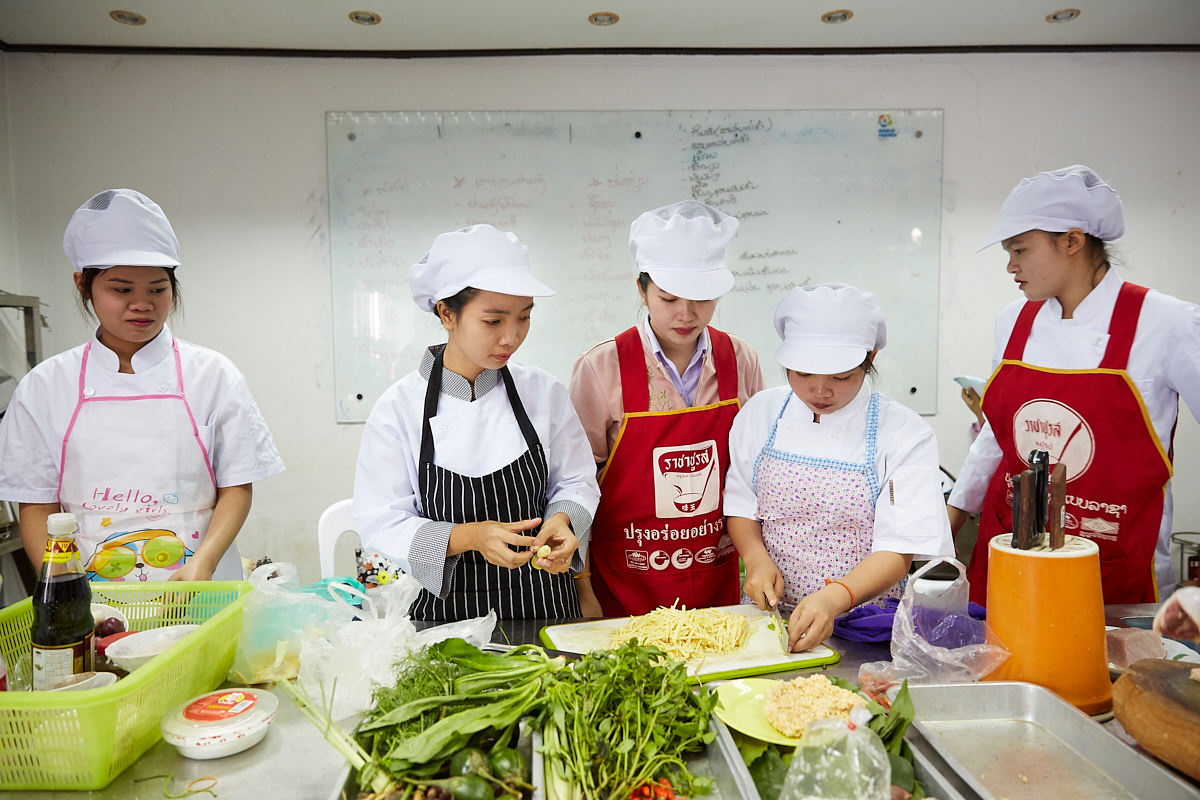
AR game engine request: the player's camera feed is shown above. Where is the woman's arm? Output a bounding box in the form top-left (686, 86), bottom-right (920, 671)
top-left (19, 502), bottom-right (61, 571)
top-left (727, 516), bottom-right (784, 609)
top-left (170, 484), bottom-right (252, 582)
top-left (787, 551), bottom-right (912, 651)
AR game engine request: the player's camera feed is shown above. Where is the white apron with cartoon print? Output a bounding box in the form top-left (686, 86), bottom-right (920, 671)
top-left (57, 339), bottom-right (242, 582)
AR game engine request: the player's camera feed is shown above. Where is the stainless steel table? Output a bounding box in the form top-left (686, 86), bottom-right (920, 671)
top-left (14, 604), bottom-right (1192, 798)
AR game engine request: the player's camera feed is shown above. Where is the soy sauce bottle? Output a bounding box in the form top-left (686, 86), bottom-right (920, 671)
top-left (31, 512), bottom-right (93, 691)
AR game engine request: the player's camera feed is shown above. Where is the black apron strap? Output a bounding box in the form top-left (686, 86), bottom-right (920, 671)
top-left (499, 365), bottom-right (542, 452)
top-left (419, 347), bottom-right (445, 466)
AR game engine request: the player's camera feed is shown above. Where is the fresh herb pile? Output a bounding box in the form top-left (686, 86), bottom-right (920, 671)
top-left (536, 640), bottom-right (716, 800)
top-left (283, 638), bottom-right (717, 800)
top-left (732, 678), bottom-right (922, 800)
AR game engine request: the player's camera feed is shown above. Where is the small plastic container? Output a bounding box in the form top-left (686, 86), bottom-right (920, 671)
top-left (105, 624), bottom-right (198, 672)
top-left (161, 688), bottom-right (279, 760)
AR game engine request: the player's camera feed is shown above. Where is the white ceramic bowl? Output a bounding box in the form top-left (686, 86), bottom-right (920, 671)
top-left (90, 603), bottom-right (129, 631)
top-left (105, 624), bottom-right (198, 672)
top-left (44, 671), bottom-right (119, 692)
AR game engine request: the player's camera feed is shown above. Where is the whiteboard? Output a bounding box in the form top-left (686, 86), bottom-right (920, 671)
top-left (327, 110), bottom-right (943, 422)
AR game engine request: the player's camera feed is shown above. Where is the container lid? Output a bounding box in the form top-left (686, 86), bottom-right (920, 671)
top-left (161, 688), bottom-right (279, 747)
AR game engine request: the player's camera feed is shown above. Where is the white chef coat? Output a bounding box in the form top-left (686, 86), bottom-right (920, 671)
top-left (948, 269), bottom-right (1200, 595)
top-left (353, 350), bottom-right (601, 596)
top-left (725, 382), bottom-right (955, 561)
top-left (0, 325), bottom-right (285, 503)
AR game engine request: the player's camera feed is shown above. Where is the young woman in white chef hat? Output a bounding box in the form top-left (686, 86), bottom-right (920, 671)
top-left (948, 166), bottom-right (1200, 606)
top-left (569, 201), bottom-right (765, 618)
top-left (725, 284), bottom-right (954, 652)
top-left (0, 189), bottom-right (285, 582)
top-left (353, 224), bottom-right (600, 621)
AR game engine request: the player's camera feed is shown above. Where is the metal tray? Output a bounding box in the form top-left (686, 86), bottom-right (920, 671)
top-left (531, 715), bottom-right (757, 800)
top-left (906, 682), bottom-right (1200, 800)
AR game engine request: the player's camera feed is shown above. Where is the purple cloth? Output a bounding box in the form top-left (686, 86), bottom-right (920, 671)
top-left (832, 598), bottom-right (986, 644)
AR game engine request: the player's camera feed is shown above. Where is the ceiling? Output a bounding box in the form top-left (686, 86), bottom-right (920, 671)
top-left (0, 0), bottom-right (1198, 54)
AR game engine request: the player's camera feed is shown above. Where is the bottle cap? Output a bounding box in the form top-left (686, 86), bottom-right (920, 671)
top-left (47, 512), bottom-right (78, 537)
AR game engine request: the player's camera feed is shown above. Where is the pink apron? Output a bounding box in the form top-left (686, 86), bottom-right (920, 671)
top-left (752, 391), bottom-right (902, 608)
top-left (57, 338), bottom-right (240, 582)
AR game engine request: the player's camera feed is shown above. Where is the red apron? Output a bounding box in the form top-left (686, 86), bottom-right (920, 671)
top-left (590, 326), bottom-right (742, 617)
top-left (968, 282), bottom-right (1172, 606)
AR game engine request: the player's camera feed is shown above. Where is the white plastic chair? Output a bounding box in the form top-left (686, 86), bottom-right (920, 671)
top-left (317, 499), bottom-right (357, 579)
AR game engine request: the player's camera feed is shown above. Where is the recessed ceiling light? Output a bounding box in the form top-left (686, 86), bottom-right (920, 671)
top-left (349, 10), bottom-right (382, 25)
top-left (1046, 8), bottom-right (1080, 22)
top-left (821, 9), bottom-right (853, 24)
top-left (589, 12), bottom-right (619, 26)
top-left (109, 10), bottom-right (146, 26)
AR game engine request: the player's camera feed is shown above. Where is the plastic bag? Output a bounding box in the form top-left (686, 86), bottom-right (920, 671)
top-left (858, 558), bottom-right (1009, 685)
top-left (228, 563), bottom-right (357, 684)
top-left (297, 575), bottom-right (496, 720)
top-left (780, 709), bottom-right (891, 800)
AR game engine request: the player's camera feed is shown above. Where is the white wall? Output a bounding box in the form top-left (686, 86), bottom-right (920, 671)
top-left (0, 53), bottom-right (26, 382)
top-left (4, 51), bottom-right (1198, 582)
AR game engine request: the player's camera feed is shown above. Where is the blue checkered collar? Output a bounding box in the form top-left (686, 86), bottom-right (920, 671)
top-left (786, 379), bottom-right (871, 424)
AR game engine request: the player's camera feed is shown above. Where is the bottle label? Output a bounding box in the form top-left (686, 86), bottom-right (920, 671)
top-left (43, 539), bottom-right (81, 565)
top-left (31, 634), bottom-right (92, 691)
top-left (184, 690), bottom-right (258, 721)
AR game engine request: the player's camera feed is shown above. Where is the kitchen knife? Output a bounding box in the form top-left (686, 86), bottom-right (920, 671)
top-left (769, 603), bottom-right (790, 654)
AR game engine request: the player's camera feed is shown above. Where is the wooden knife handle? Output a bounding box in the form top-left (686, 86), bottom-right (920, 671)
top-left (1017, 470), bottom-right (1035, 550)
top-left (1049, 463), bottom-right (1066, 550)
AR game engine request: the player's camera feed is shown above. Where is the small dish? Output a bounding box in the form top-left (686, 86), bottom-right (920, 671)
top-left (91, 603), bottom-right (129, 630)
top-left (713, 678), bottom-right (802, 746)
top-left (44, 671), bottom-right (119, 692)
top-left (105, 624), bottom-right (197, 672)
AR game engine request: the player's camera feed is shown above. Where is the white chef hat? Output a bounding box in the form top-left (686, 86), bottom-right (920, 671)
top-left (978, 165), bottom-right (1125, 252)
top-left (629, 201), bottom-right (738, 301)
top-left (773, 283), bottom-right (887, 375)
top-left (63, 189), bottom-right (181, 273)
top-left (410, 224), bottom-right (555, 312)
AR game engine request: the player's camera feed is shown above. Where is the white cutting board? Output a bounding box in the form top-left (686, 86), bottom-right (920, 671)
top-left (540, 604), bottom-right (840, 682)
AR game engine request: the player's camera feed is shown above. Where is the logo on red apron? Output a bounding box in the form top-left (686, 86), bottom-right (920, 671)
top-left (652, 440), bottom-right (720, 517)
top-left (1012, 399), bottom-right (1095, 480)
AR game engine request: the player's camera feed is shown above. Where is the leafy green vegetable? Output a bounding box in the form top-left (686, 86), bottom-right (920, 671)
top-left (747, 749), bottom-right (788, 800)
top-left (888, 751), bottom-right (915, 792)
top-left (870, 680), bottom-right (915, 756)
top-left (537, 639), bottom-right (716, 799)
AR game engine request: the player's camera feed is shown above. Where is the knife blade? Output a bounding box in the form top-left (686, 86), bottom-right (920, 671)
top-left (768, 603), bottom-right (790, 654)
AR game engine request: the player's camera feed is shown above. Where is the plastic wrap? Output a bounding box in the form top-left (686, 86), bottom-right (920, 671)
top-left (858, 558), bottom-right (1009, 685)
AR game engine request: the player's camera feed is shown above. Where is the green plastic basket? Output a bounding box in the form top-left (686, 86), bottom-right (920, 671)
top-left (0, 580), bottom-right (252, 790)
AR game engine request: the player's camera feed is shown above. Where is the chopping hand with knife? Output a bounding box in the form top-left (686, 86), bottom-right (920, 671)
top-left (725, 285), bottom-right (955, 652)
top-left (947, 166), bottom-right (1200, 605)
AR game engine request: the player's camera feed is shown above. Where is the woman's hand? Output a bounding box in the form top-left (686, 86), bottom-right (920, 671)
top-left (742, 553), bottom-right (786, 611)
top-left (168, 559), bottom-right (215, 582)
top-left (947, 505), bottom-right (969, 535)
top-left (961, 387), bottom-right (985, 427)
top-left (449, 518), bottom-right (540, 568)
top-left (787, 586), bottom-right (847, 652)
top-left (531, 513), bottom-right (579, 574)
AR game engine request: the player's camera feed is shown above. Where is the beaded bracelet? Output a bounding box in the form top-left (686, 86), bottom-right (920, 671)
top-left (823, 577), bottom-right (855, 608)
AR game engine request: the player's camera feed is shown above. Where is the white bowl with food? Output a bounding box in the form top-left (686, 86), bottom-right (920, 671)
top-left (104, 624), bottom-right (198, 672)
top-left (91, 604), bottom-right (129, 638)
top-left (44, 671), bottom-right (119, 692)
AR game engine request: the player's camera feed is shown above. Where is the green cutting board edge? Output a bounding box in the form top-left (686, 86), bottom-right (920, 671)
top-left (539, 604), bottom-right (840, 683)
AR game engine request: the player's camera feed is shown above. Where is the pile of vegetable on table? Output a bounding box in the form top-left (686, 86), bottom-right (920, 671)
top-left (282, 638), bottom-right (716, 800)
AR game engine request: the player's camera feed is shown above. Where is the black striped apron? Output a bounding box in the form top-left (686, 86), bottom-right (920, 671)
top-left (408, 350), bottom-right (581, 621)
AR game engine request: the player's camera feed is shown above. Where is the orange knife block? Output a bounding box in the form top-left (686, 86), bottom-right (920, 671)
top-left (984, 533), bottom-right (1113, 715)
